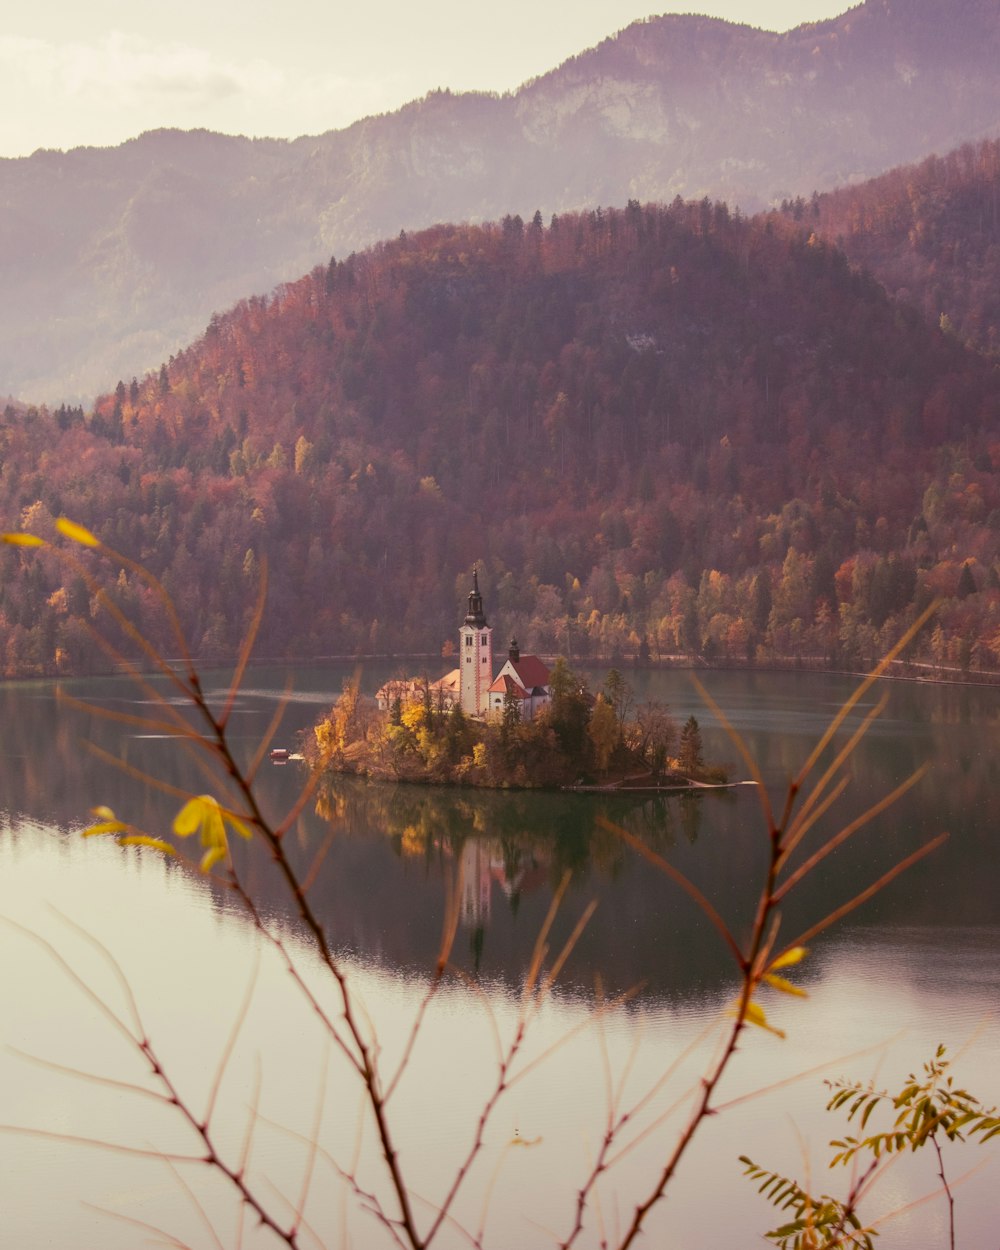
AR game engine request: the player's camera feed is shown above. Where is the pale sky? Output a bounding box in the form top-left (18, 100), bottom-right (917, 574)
top-left (0, 1), bottom-right (855, 158)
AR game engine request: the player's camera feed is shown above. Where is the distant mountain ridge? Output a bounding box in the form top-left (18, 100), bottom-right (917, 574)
top-left (3, 0), bottom-right (1000, 402)
top-left (803, 136), bottom-right (1000, 356)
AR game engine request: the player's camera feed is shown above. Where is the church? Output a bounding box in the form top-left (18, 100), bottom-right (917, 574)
top-left (377, 572), bottom-right (552, 720)
top-left (458, 569), bottom-right (552, 721)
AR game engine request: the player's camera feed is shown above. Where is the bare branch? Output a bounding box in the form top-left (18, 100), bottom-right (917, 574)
top-left (775, 766), bottom-right (930, 903)
top-left (598, 818), bottom-right (744, 968)
top-left (5, 1046), bottom-right (171, 1108)
top-left (291, 1044), bottom-right (330, 1238)
top-left (691, 674), bottom-right (775, 833)
top-left (777, 832), bottom-right (949, 956)
top-left (779, 693), bottom-right (889, 868)
top-left (220, 560), bottom-right (269, 730)
top-left (81, 1200), bottom-right (197, 1250)
top-left (162, 1155), bottom-right (227, 1250)
top-left (791, 601), bottom-right (939, 797)
top-left (203, 953), bottom-right (260, 1131)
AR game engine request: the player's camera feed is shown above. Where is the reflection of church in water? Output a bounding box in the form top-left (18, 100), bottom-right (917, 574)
top-left (453, 571), bottom-right (555, 924)
top-left (458, 838), bottom-right (549, 926)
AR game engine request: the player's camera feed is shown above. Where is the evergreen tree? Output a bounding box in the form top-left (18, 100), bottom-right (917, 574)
top-left (750, 573), bottom-right (772, 634)
top-left (588, 694), bottom-right (618, 774)
top-left (499, 691), bottom-right (521, 764)
top-left (444, 703), bottom-right (470, 762)
top-left (957, 562), bottom-right (978, 599)
top-left (548, 657), bottom-right (591, 772)
top-left (679, 715), bottom-right (704, 778)
top-left (603, 668), bottom-right (632, 727)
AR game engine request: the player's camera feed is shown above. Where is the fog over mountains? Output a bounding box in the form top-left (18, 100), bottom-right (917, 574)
top-left (3, 0), bottom-right (1000, 402)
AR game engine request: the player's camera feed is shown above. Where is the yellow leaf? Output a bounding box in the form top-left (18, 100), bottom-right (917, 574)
top-left (204, 803), bottom-right (226, 849)
top-left (55, 518), bottom-right (100, 547)
top-left (744, 1000), bottom-right (786, 1039)
top-left (172, 795), bottom-right (242, 862)
top-left (768, 946), bottom-right (809, 972)
top-left (1, 532), bottom-right (44, 547)
top-left (90, 805), bottom-right (117, 820)
top-left (120, 835), bottom-right (177, 856)
top-left (200, 845), bottom-right (227, 873)
top-left (763, 973), bottom-right (809, 998)
top-left (226, 813), bottom-right (253, 840)
top-left (82, 820), bottom-right (129, 837)
top-left (173, 797), bottom-right (207, 837)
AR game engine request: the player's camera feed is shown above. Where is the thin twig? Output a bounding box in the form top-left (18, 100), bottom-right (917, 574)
top-left (220, 563), bottom-right (269, 730)
top-left (291, 1043), bottom-right (330, 1238)
top-left (775, 765), bottom-right (930, 902)
top-left (80, 1201), bottom-right (197, 1250)
top-left (203, 952), bottom-right (260, 1131)
top-left (777, 832), bottom-right (949, 956)
top-left (5, 1046), bottom-right (172, 1107)
top-left (779, 694), bottom-right (888, 868)
top-left (162, 1154), bottom-right (228, 1250)
top-left (598, 820), bottom-right (743, 967)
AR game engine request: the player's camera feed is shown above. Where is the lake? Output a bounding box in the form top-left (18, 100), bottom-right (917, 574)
top-left (1, 664), bottom-right (998, 1249)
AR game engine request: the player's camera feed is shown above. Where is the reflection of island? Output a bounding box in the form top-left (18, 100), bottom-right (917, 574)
top-left (315, 772), bottom-right (704, 876)
top-left (291, 773), bottom-right (779, 997)
top-left (308, 772), bottom-right (723, 986)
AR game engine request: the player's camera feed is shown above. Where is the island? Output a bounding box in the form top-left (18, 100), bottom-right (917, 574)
top-left (308, 574), bottom-right (727, 791)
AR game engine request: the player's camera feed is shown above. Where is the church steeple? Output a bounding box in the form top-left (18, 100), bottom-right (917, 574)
top-left (459, 566), bottom-right (493, 717)
top-left (464, 567), bottom-right (488, 628)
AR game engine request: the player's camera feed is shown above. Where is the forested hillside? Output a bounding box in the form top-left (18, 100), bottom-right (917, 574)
top-left (6, 0), bottom-right (1000, 402)
top-left (3, 200), bottom-right (1000, 679)
top-left (798, 137), bottom-right (1000, 358)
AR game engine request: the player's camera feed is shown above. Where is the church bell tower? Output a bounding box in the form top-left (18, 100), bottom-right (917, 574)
top-left (459, 568), bottom-right (493, 717)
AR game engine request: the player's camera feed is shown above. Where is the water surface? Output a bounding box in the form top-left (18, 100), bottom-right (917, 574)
top-left (1, 666), bottom-right (997, 1248)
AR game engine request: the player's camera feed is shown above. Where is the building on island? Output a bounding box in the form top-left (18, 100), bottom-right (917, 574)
top-left (488, 639), bottom-right (551, 721)
top-left (375, 670), bottom-right (460, 714)
top-left (375, 570), bottom-right (552, 722)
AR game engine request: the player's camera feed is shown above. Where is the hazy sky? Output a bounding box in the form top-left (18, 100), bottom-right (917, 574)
top-left (1, 1), bottom-right (855, 158)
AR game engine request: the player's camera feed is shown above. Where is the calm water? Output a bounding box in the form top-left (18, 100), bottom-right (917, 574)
top-left (0, 665), bottom-right (998, 1249)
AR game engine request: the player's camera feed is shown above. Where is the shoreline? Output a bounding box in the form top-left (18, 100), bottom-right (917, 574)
top-left (7, 652), bottom-right (999, 692)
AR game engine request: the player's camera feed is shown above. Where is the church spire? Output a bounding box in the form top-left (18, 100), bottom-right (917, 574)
top-left (464, 567), bottom-right (488, 628)
top-left (459, 566), bottom-right (493, 718)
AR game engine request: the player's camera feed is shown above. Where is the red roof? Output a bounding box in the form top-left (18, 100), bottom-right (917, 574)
top-left (489, 674), bottom-right (529, 699)
top-left (510, 655), bottom-right (551, 689)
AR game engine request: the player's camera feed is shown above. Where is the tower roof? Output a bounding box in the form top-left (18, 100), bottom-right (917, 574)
top-left (463, 568), bottom-right (489, 628)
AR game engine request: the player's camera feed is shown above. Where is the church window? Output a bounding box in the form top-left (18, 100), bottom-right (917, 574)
top-left (465, 636), bottom-right (472, 647)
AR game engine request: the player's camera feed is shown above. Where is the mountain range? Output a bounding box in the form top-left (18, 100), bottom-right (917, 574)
top-left (3, 0), bottom-right (1000, 402)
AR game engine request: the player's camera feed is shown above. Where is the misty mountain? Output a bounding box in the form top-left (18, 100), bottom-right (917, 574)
top-left (3, 0), bottom-right (1000, 402)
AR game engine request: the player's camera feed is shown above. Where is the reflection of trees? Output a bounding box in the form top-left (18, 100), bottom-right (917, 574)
top-left (312, 774), bottom-right (700, 889)
top-left (295, 774), bottom-right (761, 996)
top-left (678, 793), bottom-right (703, 844)
top-left (6, 670), bottom-right (1000, 999)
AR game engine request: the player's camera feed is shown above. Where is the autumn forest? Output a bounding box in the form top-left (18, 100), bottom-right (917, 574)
top-left (4, 137), bottom-right (1000, 678)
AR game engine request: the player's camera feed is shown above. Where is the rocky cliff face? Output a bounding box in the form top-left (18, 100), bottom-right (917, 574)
top-left (3, 0), bottom-right (1000, 402)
